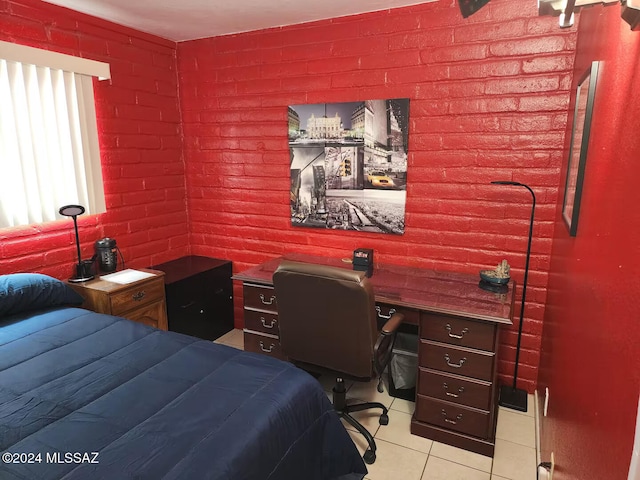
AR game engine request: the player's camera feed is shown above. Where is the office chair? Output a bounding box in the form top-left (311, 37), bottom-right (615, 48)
top-left (272, 260), bottom-right (404, 464)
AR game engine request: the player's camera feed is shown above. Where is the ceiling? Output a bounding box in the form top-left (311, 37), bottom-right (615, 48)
top-left (43, 0), bottom-right (438, 42)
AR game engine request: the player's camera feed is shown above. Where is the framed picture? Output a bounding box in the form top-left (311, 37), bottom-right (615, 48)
top-left (562, 61), bottom-right (600, 236)
top-left (288, 99), bottom-right (409, 235)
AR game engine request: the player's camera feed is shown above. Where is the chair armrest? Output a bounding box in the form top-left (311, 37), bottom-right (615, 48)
top-left (381, 312), bottom-right (404, 335)
top-left (373, 312), bottom-right (405, 376)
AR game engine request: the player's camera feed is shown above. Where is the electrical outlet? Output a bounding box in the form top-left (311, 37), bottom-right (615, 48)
top-left (544, 387), bottom-right (550, 416)
top-left (538, 465), bottom-right (550, 480)
top-left (538, 452), bottom-right (556, 480)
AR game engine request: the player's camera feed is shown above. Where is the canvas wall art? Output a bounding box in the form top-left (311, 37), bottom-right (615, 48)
top-left (288, 99), bottom-right (409, 235)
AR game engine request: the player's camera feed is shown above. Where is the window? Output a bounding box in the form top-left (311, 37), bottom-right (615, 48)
top-left (0, 41), bottom-right (110, 229)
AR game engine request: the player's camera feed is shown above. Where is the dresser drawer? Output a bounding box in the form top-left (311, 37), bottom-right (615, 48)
top-left (418, 368), bottom-right (491, 411)
top-left (420, 340), bottom-right (494, 382)
top-left (415, 396), bottom-right (490, 439)
top-left (243, 331), bottom-right (286, 360)
top-left (244, 309), bottom-right (279, 335)
top-left (376, 303), bottom-right (419, 326)
top-left (421, 313), bottom-right (495, 352)
top-left (243, 284), bottom-right (278, 312)
top-left (110, 278), bottom-right (165, 316)
top-left (125, 299), bottom-right (166, 330)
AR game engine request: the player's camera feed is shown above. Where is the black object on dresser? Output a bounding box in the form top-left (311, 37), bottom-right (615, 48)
top-left (151, 256), bottom-right (234, 341)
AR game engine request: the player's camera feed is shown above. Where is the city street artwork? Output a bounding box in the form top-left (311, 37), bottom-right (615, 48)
top-left (288, 99), bottom-right (409, 235)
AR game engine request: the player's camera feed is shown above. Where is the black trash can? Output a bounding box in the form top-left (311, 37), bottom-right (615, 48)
top-left (388, 331), bottom-right (418, 401)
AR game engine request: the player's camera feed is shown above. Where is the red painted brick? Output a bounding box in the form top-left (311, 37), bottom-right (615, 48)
top-left (116, 104), bottom-right (162, 121)
top-left (425, 44), bottom-right (488, 64)
top-left (485, 75), bottom-right (560, 95)
top-left (522, 54), bottom-right (574, 74)
top-left (449, 59), bottom-right (522, 80)
top-left (281, 42), bottom-right (332, 61)
top-left (389, 28), bottom-right (453, 51)
top-left (519, 93), bottom-right (570, 112)
top-left (261, 61), bottom-right (307, 78)
top-left (490, 36), bottom-right (567, 57)
top-left (360, 13), bottom-right (421, 36)
top-left (449, 97), bottom-right (519, 114)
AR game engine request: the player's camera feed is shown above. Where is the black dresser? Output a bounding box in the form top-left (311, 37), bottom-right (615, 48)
top-left (151, 256), bottom-right (234, 340)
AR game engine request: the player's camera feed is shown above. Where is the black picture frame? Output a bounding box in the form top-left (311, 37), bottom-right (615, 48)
top-left (562, 61), bottom-right (599, 236)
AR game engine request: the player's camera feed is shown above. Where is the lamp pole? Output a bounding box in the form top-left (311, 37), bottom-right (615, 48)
top-left (491, 181), bottom-right (536, 412)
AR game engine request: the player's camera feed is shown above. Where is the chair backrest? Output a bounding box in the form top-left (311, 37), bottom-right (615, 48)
top-left (273, 260), bottom-right (378, 379)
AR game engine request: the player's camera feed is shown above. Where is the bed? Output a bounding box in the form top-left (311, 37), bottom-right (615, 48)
top-left (0, 273), bottom-right (367, 480)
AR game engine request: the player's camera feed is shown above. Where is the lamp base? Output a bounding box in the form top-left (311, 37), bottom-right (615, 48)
top-left (498, 385), bottom-right (528, 412)
top-left (68, 261), bottom-right (95, 283)
top-left (68, 275), bottom-right (95, 283)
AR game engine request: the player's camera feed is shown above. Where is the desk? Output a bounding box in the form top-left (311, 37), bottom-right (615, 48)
top-left (233, 253), bottom-right (514, 457)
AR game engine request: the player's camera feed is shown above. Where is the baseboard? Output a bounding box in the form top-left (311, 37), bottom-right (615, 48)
top-left (534, 389), bottom-right (541, 467)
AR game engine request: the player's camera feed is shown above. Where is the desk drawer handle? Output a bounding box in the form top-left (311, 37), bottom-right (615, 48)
top-left (132, 291), bottom-right (146, 301)
top-left (259, 294), bottom-right (276, 305)
top-left (445, 324), bottom-right (469, 339)
top-left (444, 354), bottom-right (466, 368)
top-left (261, 317), bottom-right (277, 329)
top-left (441, 410), bottom-right (463, 425)
top-left (443, 383), bottom-right (465, 398)
top-left (375, 306), bottom-right (396, 320)
top-left (259, 341), bottom-right (275, 353)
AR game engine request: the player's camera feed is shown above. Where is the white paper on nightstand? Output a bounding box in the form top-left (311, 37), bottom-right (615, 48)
top-left (100, 269), bottom-right (156, 284)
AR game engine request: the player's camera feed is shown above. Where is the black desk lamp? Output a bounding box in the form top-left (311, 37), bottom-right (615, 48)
top-left (59, 204), bottom-right (95, 283)
top-left (491, 181), bottom-right (536, 412)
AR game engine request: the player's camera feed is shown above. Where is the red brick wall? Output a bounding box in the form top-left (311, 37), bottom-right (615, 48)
top-left (178, 0), bottom-right (577, 391)
top-left (0, 0), bottom-right (188, 279)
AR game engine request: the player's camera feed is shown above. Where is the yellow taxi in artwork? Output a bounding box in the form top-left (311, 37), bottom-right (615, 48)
top-left (366, 171), bottom-right (395, 188)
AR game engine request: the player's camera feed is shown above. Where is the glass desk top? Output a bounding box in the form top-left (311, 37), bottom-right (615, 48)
top-left (233, 253), bottom-right (514, 325)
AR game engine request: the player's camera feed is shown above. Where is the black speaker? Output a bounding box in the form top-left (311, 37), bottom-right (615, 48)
top-left (459, 0), bottom-right (491, 18)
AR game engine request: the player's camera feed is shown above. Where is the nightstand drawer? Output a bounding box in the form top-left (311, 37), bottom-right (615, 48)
top-left (126, 300), bottom-right (166, 330)
top-left (244, 309), bottom-right (279, 335)
top-left (420, 340), bottom-right (494, 381)
top-left (418, 368), bottom-right (492, 411)
top-left (243, 284), bottom-right (277, 312)
top-left (243, 331), bottom-right (286, 360)
top-left (110, 278), bottom-right (164, 316)
top-left (415, 396), bottom-right (490, 439)
top-left (421, 313), bottom-right (495, 352)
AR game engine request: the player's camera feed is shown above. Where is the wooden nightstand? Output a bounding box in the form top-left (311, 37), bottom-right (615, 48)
top-left (67, 268), bottom-right (168, 330)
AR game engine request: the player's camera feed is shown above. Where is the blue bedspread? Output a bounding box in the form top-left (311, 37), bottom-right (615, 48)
top-left (0, 307), bottom-right (366, 480)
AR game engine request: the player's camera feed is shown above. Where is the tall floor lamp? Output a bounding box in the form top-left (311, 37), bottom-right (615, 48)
top-left (491, 181), bottom-right (536, 412)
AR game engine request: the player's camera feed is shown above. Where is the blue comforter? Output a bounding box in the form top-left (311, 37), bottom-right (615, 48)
top-left (0, 307), bottom-right (366, 480)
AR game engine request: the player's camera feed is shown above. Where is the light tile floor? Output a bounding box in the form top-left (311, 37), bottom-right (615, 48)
top-left (215, 329), bottom-right (537, 480)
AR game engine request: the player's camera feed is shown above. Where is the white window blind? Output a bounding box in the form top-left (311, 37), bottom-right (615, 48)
top-left (0, 41), bottom-right (110, 229)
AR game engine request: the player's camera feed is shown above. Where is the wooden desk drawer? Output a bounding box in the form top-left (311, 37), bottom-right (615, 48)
top-left (243, 284), bottom-right (277, 312)
top-left (420, 340), bottom-right (494, 381)
top-left (418, 368), bottom-right (491, 411)
top-left (415, 396), bottom-right (490, 439)
top-left (110, 278), bottom-right (164, 316)
top-left (243, 331), bottom-right (286, 361)
top-left (376, 303), bottom-right (419, 326)
top-left (421, 313), bottom-right (495, 352)
top-left (125, 299), bottom-right (166, 330)
top-left (244, 309), bottom-right (279, 335)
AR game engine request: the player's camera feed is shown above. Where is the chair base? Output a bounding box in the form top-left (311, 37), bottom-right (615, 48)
top-left (332, 378), bottom-right (388, 464)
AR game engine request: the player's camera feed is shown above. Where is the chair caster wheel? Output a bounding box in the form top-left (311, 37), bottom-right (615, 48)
top-left (379, 413), bottom-right (389, 425)
top-left (363, 449), bottom-right (376, 464)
